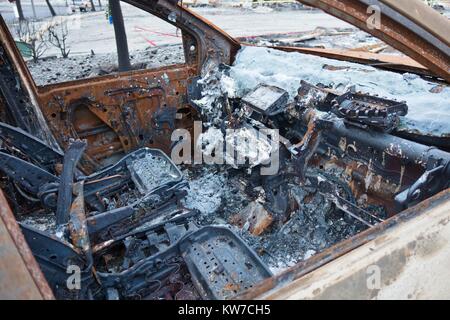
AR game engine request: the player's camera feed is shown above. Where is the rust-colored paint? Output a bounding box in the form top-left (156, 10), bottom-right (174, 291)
top-left (0, 189), bottom-right (54, 299)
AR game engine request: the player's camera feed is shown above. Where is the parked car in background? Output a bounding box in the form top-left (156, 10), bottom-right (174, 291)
top-left (70, 0), bottom-right (92, 13)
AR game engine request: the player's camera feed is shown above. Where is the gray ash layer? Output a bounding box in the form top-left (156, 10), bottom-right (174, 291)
top-left (18, 213), bottom-right (57, 233)
top-left (27, 44), bottom-right (185, 86)
top-left (130, 153), bottom-right (180, 194)
top-left (182, 166), bottom-right (373, 274)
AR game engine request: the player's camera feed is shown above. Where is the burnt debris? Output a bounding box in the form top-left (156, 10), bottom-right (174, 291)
top-left (188, 72), bottom-right (449, 269)
top-left (0, 122), bottom-right (275, 299)
top-left (1, 72), bottom-right (449, 299)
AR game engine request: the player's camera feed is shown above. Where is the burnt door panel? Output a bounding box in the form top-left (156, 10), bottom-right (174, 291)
top-left (36, 65), bottom-right (196, 172)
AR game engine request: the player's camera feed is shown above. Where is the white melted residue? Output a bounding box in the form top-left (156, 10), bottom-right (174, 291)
top-left (229, 46), bottom-right (450, 137)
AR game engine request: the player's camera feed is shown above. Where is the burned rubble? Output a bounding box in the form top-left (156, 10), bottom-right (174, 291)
top-left (237, 27), bottom-right (389, 53)
top-left (1, 3), bottom-right (449, 297)
top-left (2, 44), bottom-right (449, 299)
top-left (2, 38), bottom-right (450, 299)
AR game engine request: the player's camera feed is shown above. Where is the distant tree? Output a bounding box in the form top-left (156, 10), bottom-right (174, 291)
top-left (45, 0), bottom-right (57, 16)
top-left (90, 0), bottom-right (96, 11)
top-left (14, 20), bottom-right (49, 62)
top-left (109, 0), bottom-right (131, 72)
top-left (48, 19), bottom-right (71, 58)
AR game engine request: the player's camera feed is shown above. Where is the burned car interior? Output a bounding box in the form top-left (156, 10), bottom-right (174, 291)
top-left (0, 0), bottom-right (449, 300)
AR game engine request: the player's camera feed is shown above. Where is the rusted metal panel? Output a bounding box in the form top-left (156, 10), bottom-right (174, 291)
top-left (297, 0), bottom-right (450, 82)
top-left (36, 65), bottom-right (197, 172)
top-left (0, 189), bottom-right (54, 300)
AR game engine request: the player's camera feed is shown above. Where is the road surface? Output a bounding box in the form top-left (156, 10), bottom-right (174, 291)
top-left (1, 4), bottom-right (353, 56)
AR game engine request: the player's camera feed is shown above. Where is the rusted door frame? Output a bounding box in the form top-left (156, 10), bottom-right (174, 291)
top-left (1, 1), bottom-right (241, 172)
top-left (297, 0), bottom-right (450, 82)
top-left (1, 0), bottom-right (449, 300)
